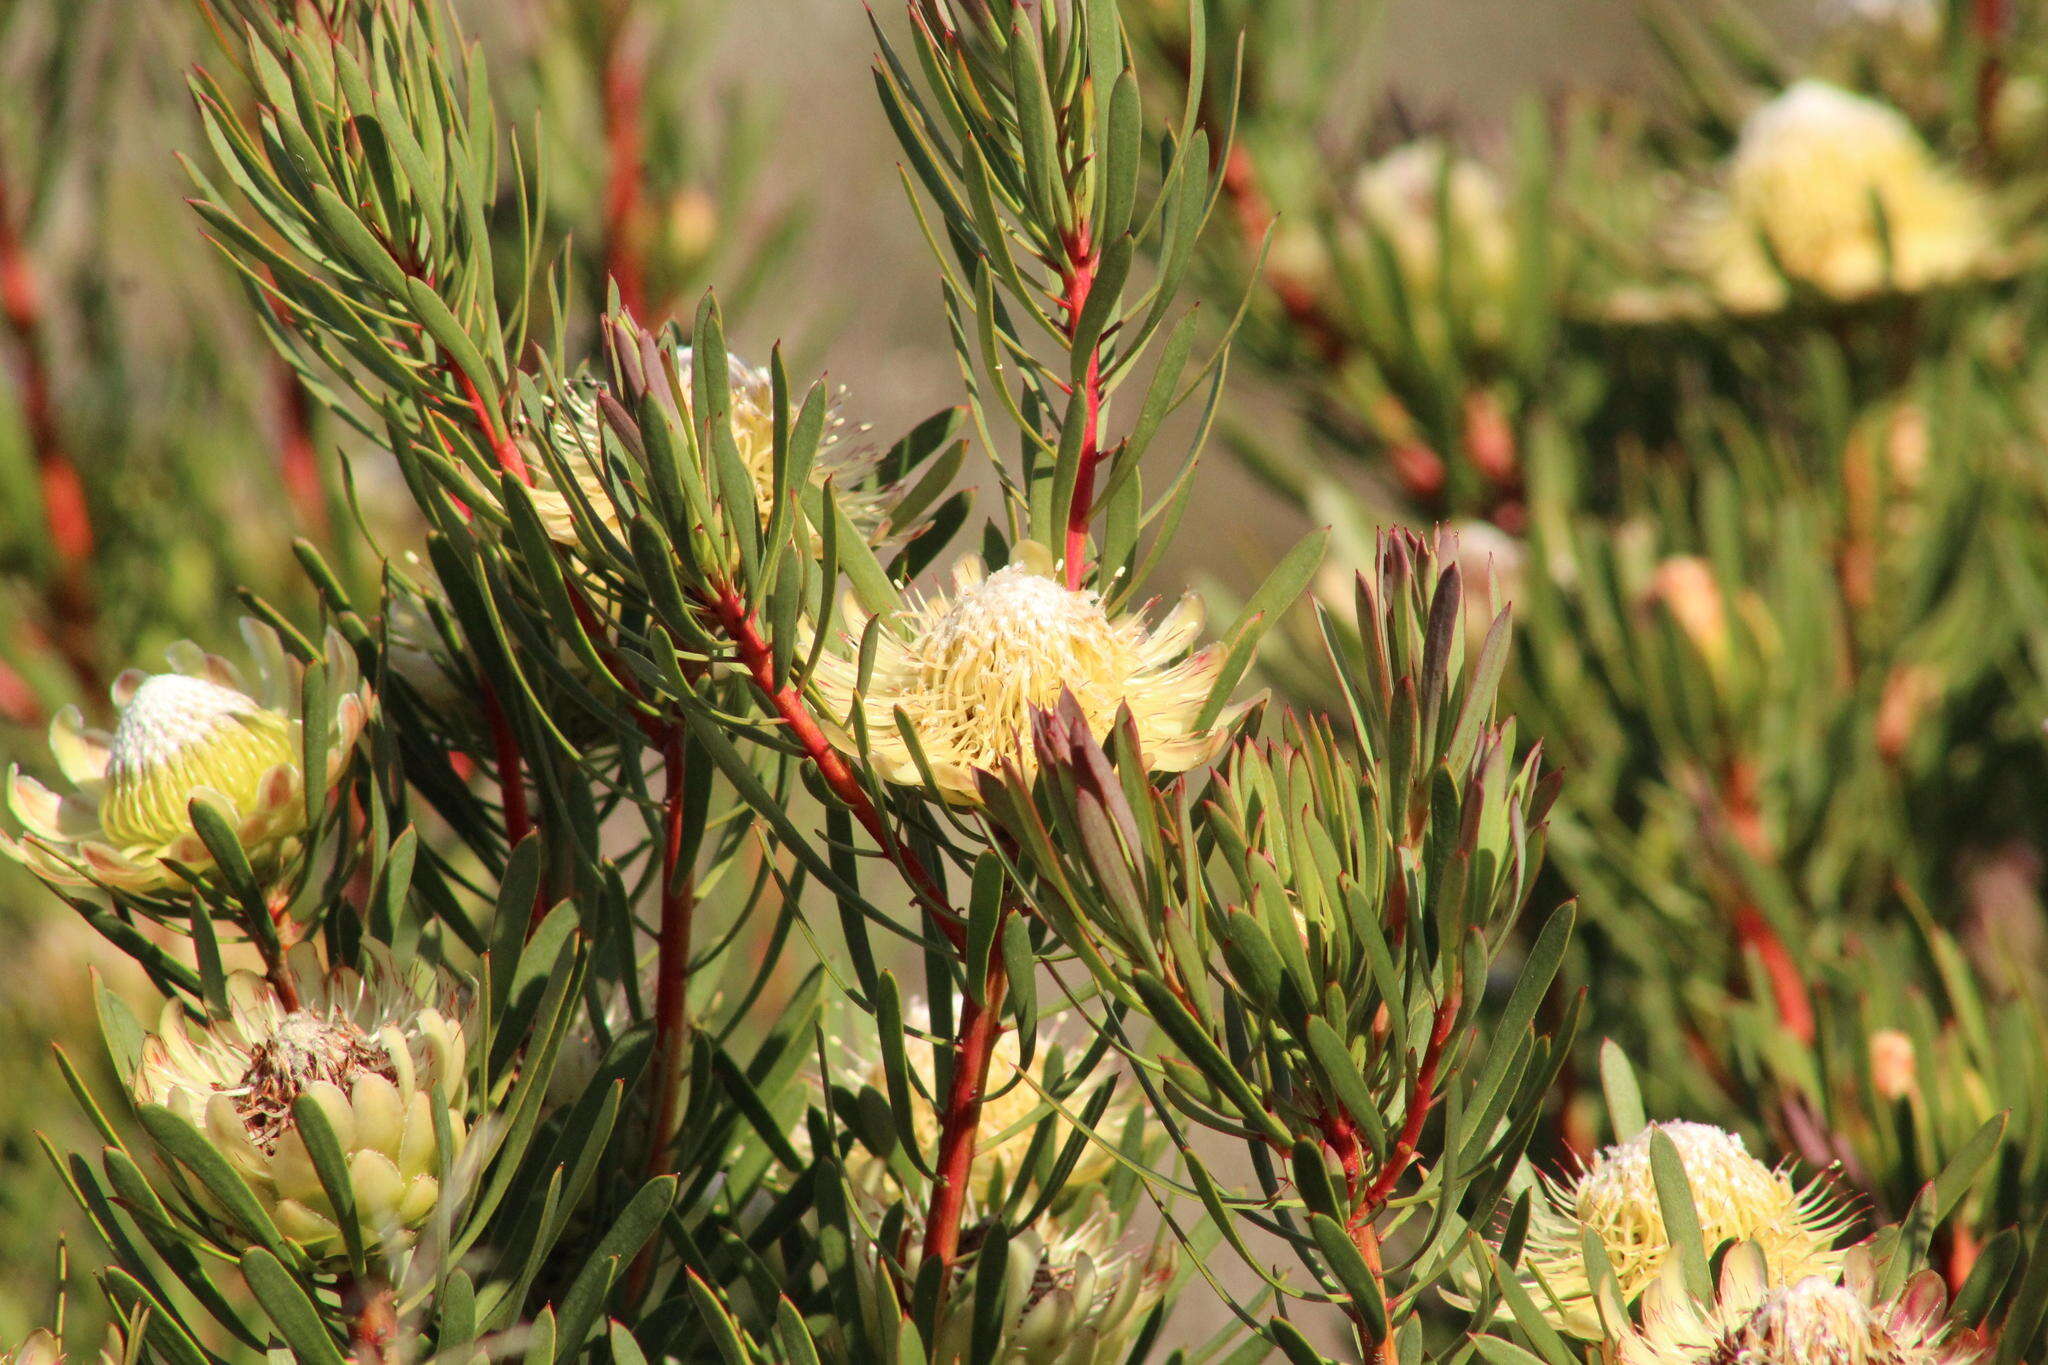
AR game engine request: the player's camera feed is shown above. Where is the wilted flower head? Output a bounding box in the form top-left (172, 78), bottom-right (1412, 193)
top-left (1526, 1121), bottom-right (1852, 1336)
top-left (1621, 1243), bottom-right (1980, 1364)
top-left (1354, 139), bottom-right (1513, 303)
top-left (524, 348), bottom-right (887, 551)
top-left (3, 622), bottom-right (370, 897)
top-left (1677, 81), bottom-right (1992, 311)
top-left (813, 543), bottom-right (1241, 802)
top-left (134, 960), bottom-right (468, 1261)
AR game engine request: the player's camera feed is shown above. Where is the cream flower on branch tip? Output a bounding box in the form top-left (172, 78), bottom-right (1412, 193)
top-left (525, 347), bottom-right (890, 551)
top-left (927, 1208), bottom-right (1177, 1364)
top-left (133, 957), bottom-right (468, 1262)
top-left (1524, 1120), bottom-right (1853, 1337)
top-left (2, 621), bottom-right (370, 897)
top-left (829, 998), bottom-right (1140, 1203)
top-left (812, 543), bottom-right (1245, 803)
top-left (1620, 1242), bottom-right (1981, 1364)
top-left (1677, 80), bottom-right (1994, 312)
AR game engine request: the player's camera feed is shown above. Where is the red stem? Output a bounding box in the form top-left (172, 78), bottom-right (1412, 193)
top-left (645, 726), bottom-right (695, 1162)
top-left (1219, 143), bottom-right (1346, 365)
top-left (451, 361), bottom-right (530, 485)
top-left (0, 150), bottom-right (100, 697)
top-left (627, 724), bottom-right (696, 1304)
top-left (480, 679), bottom-right (543, 931)
top-left (1060, 229), bottom-right (1104, 589)
top-left (340, 1275), bottom-right (395, 1364)
top-left (1976, 0), bottom-right (2007, 145)
top-left (920, 950), bottom-right (1010, 1270)
top-left (274, 362), bottom-right (329, 536)
top-left (707, 588), bottom-right (964, 949)
top-left (1353, 991), bottom-right (1459, 1216)
top-left (601, 14), bottom-right (650, 318)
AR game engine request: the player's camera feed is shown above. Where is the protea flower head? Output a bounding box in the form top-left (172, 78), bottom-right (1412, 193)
top-left (133, 959), bottom-right (468, 1261)
top-left (1353, 139), bottom-right (1513, 305)
top-left (523, 348), bottom-right (889, 551)
top-left (1676, 81), bottom-right (1993, 312)
top-left (1620, 1243), bottom-right (1981, 1365)
top-left (2, 622), bottom-right (370, 898)
top-left (905, 1205), bottom-right (1176, 1364)
top-left (828, 999), bottom-right (1140, 1202)
top-left (812, 543), bottom-right (1242, 803)
top-left (1525, 1120), bottom-right (1853, 1336)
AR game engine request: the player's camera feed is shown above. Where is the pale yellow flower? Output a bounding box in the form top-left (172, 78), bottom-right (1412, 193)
top-left (1620, 1242), bottom-right (1979, 1365)
top-left (1678, 81), bottom-right (1993, 311)
top-left (925, 1208), bottom-right (1177, 1364)
top-left (1354, 139), bottom-right (1513, 305)
top-left (2, 622), bottom-right (370, 897)
top-left (813, 543), bottom-right (1242, 803)
top-left (1525, 1121), bottom-right (1852, 1337)
top-left (831, 999), bottom-right (1137, 1202)
top-left (134, 959), bottom-right (468, 1261)
top-left (525, 348), bottom-right (887, 550)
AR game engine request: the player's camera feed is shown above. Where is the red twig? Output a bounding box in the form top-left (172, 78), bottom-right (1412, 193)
top-left (600, 14), bottom-right (651, 318)
top-left (479, 678), bottom-right (542, 929)
top-left (627, 724), bottom-right (696, 1305)
top-left (273, 362), bottom-right (329, 536)
top-left (0, 151), bottom-right (100, 697)
top-left (1354, 991), bottom-right (1459, 1216)
top-left (1975, 0), bottom-right (2008, 145)
top-left (921, 951), bottom-right (1010, 1270)
top-left (1219, 143), bottom-right (1347, 365)
top-left (707, 587), bottom-right (964, 949)
top-left (451, 361), bottom-right (530, 485)
top-left (1059, 227), bottom-right (1105, 589)
top-left (1722, 760), bottom-right (1816, 1045)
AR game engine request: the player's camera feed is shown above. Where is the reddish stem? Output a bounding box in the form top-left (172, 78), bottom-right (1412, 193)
top-left (1975, 0), bottom-right (2007, 145)
top-left (1722, 761), bottom-right (1816, 1045)
top-left (645, 726), bottom-right (695, 1162)
top-left (601, 15), bottom-right (651, 318)
top-left (1354, 991), bottom-right (1459, 1217)
top-left (1060, 229), bottom-right (1105, 589)
top-left (1219, 143), bottom-right (1347, 364)
top-left (480, 679), bottom-right (542, 929)
top-left (0, 150), bottom-right (100, 697)
top-left (707, 588), bottom-right (963, 949)
top-left (920, 950), bottom-right (1010, 1270)
top-left (627, 724), bottom-right (696, 1304)
top-left (274, 362), bottom-right (329, 536)
top-left (451, 361), bottom-right (529, 485)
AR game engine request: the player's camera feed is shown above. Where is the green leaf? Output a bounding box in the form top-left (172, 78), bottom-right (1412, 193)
top-left (1309, 1212), bottom-right (1390, 1340)
top-left (1648, 1128), bottom-right (1714, 1303)
top-left (1599, 1040), bottom-right (1646, 1140)
top-left (240, 1248), bottom-right (347, 1365)
top-left (1197, 527), bottom-right (1328, 729)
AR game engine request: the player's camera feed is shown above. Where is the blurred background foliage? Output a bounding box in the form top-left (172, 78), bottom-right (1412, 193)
top-left (8, 0), bottom-right (2048, 1356)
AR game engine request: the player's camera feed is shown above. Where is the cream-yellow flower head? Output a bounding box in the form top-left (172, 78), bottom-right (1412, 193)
top-left (829, 999), bottom-right (1138, 1203)
top-left (2, 622), bottom-right (370, 897)
top-left (813, 543), bottom-right (1241, 803)
top-left (915, 1207), bottom-right (1176, 1364)
top-left (1526, 1120), bottom-right (1852, 1336)
top-left (1621, 1243), bottom-right (1980, 1365)
top-left (1354, 139), bottom-right (1513, 304)
top-left (1678, 80), bottom-right (1992, 311)
top-left (134, 959), bottom-right (468, 1262)
top-left (525, 348), bottom-right (887, 551)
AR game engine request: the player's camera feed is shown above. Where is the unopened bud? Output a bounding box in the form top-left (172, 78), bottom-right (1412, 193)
top-left (1869, 1028), bottom-right (1918, 1101)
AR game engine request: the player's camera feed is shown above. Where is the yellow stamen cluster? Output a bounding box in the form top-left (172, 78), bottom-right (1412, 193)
top-left (1677, 81), bottom-right (1993, 311)
top-left (813, 545), bottom-right (1240, 802)
top-left (1525, 1121), bottom-right (1851, 1336)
